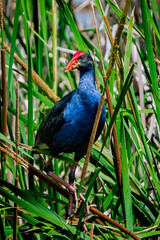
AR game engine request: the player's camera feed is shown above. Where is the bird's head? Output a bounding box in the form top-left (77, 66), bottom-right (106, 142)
top-left (65, 51), bottom-right (94, 72)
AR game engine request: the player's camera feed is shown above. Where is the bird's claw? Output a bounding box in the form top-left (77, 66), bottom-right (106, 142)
top-left (71, 190), bottom-right (89, 216)
top-left (82, 219), bottom-right (88, 233)
top-left (66, 190), bottom-right (90, 233)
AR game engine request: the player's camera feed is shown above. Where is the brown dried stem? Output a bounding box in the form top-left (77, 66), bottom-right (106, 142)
top-left (15, 78), bottom-right (19, 161)
top-left (89, 0), bottom-right (132, 189)
top-left (0, 0), bottom-right (3, 30)
top-left (105, 78), bottom-right (122, 186)
top-left (1, 49), bottom-right (7, 161)
top-left (104, 0), bottom-right (132, 187)
top-left (103, 8), bottom-right (135, 120)
top-left (0, 38), bottom-right (60, 103)
top-left (105, 0), bottom-right (132, 81)
top-left (90, 207), bottom-right (141, 240)
top-left (103, 15), bottom-right (123, 80)
top-left (103, 3), bottom-right (138, 147)
top-left (13, 79), bottom-right (19, 240)
top-left (93, 1), bottom-right (122, 186)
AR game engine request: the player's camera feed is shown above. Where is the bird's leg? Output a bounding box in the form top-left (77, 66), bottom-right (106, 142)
top-left (44, 156), bottom-right (79, 220)
top-left (69, 160), bottom-right (78, 185)
top-left (67, 161), bottom-right (79, 219)
top-left (67, 160), bottom-right (90, 226)
top-left (44, 157), bottom-right (88, 224)
top-left (44, 156), bottom-right (76, 195)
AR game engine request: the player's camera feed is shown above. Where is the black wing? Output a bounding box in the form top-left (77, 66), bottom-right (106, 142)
top-left (35, 90), bottom-right (76, 149)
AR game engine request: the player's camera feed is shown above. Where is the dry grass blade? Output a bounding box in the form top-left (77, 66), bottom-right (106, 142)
top-left (1, 0), bottom-right (7, 162)
top-left (0, 0), bottom-right (3, 30)
top-left (13, 78), bottom-right (19, 240)
top-left (105, 78), bottom-right (122, 186)
top-left (15, 78), bottom-right (19, 160)
top-left (1, 49), bottom-right (7, 161)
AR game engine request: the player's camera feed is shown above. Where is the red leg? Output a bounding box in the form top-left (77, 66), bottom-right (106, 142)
top-left (44, 156), bottom-right (78, 218)
top-left (44, 156), bottom-right (89, 225)
top-left (44, 156), bottom-right (75, 192)
top-left (67, 161), bottom-right (78, 218)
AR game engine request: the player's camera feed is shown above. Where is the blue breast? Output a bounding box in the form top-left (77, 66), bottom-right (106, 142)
top-left (51, 70), bottom-right (106, 159)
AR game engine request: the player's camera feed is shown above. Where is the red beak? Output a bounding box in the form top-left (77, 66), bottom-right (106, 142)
top-left (65, 51), bottom-right (84, 72)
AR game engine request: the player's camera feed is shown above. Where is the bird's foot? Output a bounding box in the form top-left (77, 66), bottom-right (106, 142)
top-left (66, 188), bottom-right (78, 224)
top-left (81, 200), bottom-right (90, 232)
top-left (66, 191), bottom-right (90, 233)
top-left (44, 163), bottom-right (89, 228)
top-left (82, 219), bottom-right (88, 233)
top-left (68, 190), bottom-right (89, 216)
top-left (79, 194), bottom-right (90, 215)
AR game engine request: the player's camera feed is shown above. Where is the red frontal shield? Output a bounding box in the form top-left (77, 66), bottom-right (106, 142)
top-left (65, 51), bottom-right (84, 72)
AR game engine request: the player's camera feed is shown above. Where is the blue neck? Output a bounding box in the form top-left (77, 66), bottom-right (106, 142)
top-left (78, 69), bottom-right (96, 89)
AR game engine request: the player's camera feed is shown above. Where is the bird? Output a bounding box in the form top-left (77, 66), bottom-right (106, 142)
top-left (35, 51), bottom-right (106, 218)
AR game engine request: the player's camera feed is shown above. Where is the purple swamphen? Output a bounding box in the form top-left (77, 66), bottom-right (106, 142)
top-left (35, 51), bottom-right (106, 218)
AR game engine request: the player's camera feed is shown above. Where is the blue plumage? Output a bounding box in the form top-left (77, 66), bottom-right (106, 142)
top-left (35, 52), bottom-right (106, 161)
top-left (35, 51), bottom-right (106, 218)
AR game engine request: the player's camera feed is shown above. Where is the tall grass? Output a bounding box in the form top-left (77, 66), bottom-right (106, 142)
top-left (0, 0), bottom-right (160, 239)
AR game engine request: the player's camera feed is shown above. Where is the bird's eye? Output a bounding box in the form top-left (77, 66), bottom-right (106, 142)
top-left (80, 56), bottom-right (84, 60)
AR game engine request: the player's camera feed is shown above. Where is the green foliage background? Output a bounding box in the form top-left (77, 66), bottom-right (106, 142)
top-left (0, 0), bottom-right (160, 239)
